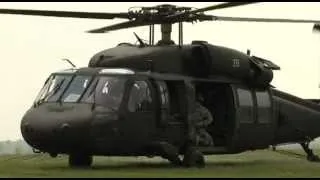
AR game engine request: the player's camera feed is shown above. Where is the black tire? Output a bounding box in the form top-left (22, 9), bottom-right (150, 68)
top-left (182, 147), bottom-right (205, 168)
top-left (68, 154), bottom-right (93, 168)
top-left (159, 143), bottom-right (182, 166)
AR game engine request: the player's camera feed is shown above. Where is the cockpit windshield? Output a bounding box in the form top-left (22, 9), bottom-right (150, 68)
top-left (34, 73), bottom-right (127, 111)
top-left (34, 74), bottom-right (73, 104)
top-left (60, 75), bottom-right (92, 103)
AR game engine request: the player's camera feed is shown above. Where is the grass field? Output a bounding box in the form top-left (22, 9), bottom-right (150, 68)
top-left (1, 149), bottom-right (320, 178)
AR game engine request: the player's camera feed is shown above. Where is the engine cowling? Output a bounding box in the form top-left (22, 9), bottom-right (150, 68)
top-left (248, 64), bottom-right (274, 88)
top-left (247, 56), bottom-right (280, 88)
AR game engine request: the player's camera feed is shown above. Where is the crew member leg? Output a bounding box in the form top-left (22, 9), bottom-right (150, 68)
top-left (182, 127), bottom-right (206, 168)
top-left (198, 128), bottom-right (214, 147)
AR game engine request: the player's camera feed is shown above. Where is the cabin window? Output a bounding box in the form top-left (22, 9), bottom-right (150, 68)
top-left (237, 88), bottom-right (254, 123)
top-left (256, 91), bottom-right (271, 108)
top-left (256, 91), bottom-right (272, 123)
top-left (237, 88), bottom-right (253, 107)
top-left (128, 81), bottom-right (153, 112)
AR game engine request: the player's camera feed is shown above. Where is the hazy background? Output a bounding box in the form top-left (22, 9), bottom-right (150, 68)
top-left (0, 2), bottom-right (319, 141)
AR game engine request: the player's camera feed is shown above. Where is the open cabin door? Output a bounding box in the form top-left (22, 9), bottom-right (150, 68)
top-left (118, 78), bottom-right (158, 152)
top-left (230, 84), bottom-right (276, 150)
top-left (155, 80), bottom-right (188, 147)
top-left (91, 77), bottom-right (157, 154)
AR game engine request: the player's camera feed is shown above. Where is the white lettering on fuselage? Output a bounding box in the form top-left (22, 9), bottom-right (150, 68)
top-left (232, 59), bottom-right (240, 68)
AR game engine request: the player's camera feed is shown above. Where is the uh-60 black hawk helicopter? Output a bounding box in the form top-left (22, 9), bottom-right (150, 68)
top-left (2, 2), bottom-right (320, 168)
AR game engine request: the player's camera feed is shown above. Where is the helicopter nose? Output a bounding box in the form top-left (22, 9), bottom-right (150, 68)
top-left (21, 103), bottom-right (93, 153)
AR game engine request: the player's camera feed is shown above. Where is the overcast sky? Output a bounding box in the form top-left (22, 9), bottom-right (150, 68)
top-left (0, 2), bottom-right (320, 141)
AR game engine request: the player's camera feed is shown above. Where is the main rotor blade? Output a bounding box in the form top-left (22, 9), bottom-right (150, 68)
top-left (191, 2), bottom-right (259, 14)
top-left (0, 8), bottom-right (130, 19)
top-left (209, 15), bottom-right (320, 24)
top-left (166, 2), bottom-right (259, 20)
top-left (87, 20), bottom-right (151, 33)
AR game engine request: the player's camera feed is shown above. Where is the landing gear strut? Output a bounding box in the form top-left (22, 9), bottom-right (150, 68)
top-left (300, 142), bottom-right (320, 162)
top-left (157, 142), bottom-right (182, 166)
top-left (182, 146), bottom-right (205, 168)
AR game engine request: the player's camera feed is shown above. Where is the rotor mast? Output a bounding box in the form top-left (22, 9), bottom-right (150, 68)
top-left (146, 4), bottom-right (186, 46)
top-left (157, 23), bottom-right (174, 45)
top-left (149, 23), bottom-right (183, 46)
top-left (161, 23), bottom-right (172, 43)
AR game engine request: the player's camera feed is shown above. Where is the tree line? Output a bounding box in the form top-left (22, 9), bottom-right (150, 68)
top-left (0, 139), bottom-right (33, 155)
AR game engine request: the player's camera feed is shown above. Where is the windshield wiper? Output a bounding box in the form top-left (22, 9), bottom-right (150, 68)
top-left (35, 79), bottom-right (66, 106)
top-left (88, 79), bottom-right (99, 98)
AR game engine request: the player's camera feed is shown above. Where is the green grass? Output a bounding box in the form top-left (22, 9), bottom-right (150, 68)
top-left (1, 149), bottom-right (320, 178)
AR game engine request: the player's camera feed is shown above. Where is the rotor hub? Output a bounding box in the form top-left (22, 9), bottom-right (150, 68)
top-left (127, 4), bottom-right (199, 23)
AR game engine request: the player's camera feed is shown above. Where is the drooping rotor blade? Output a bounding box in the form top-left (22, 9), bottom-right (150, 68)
top-left (208, 15), bottom-right (320, 24)
top-left (190, 2), bottom-right (259, 14)
top-left (0, 8), bottom-right (130, 19)
top-left (166, 2), bottom-right (259, 19)
top-left (87, 20), bottom-right (152, 33)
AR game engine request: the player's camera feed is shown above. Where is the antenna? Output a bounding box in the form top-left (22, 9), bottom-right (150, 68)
top-left (133, 32), bottom-right (146, 47)
top-left (62, 58), bottom-right (76, 68)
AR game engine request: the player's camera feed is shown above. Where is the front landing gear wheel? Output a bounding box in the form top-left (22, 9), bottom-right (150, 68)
top-left (182, 147), bottom-right (205, 168)
top-left (68, 154), bottom-right (93, 168)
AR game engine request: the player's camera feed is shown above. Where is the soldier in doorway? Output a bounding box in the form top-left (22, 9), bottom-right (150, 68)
top-left (186, 81), bottom-right (214, 147)
top-left (193, 93), bottom-right (214, 147)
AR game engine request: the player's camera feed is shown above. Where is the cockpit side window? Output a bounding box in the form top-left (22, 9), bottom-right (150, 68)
top-left (128, 81), bottom-right (153, 112)
top-left (95, 76), bottom-right (127, 111)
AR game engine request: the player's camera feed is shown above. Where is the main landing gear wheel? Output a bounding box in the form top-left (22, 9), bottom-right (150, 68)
top-left (157, 142), bottom-right (182, 166)
top-left (182, 146), bottom-right (205, 168)
top-left (68, 154), bottom-right (93, 168)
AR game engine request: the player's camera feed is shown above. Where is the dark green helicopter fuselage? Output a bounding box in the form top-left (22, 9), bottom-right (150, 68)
top-left (21, 42), bottom-right (320, 158)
